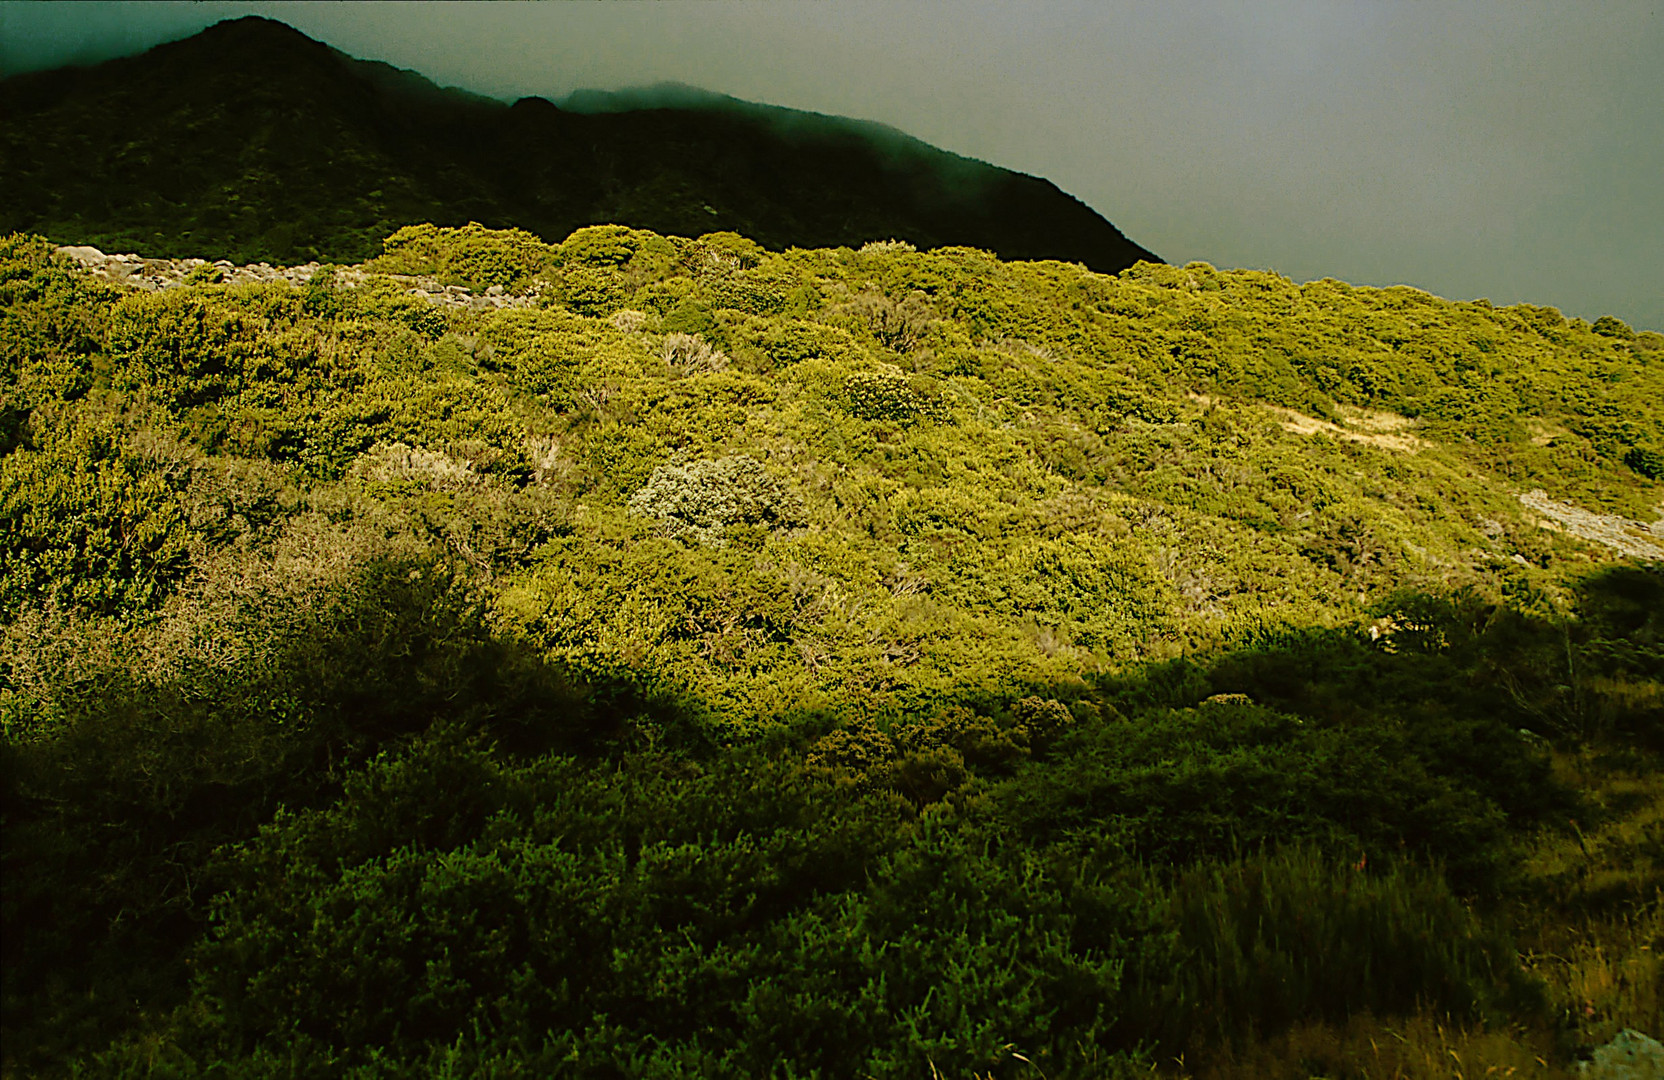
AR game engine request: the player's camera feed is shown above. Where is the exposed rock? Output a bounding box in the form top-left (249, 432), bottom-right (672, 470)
top-left (1576, 1029), bottom-right (1664, 1079)
top-left (52, 245), bottom-right (538, 312)
top-left (56, 245), bottom-right (107, 262)
top-left (1519, 490), bottom-right (1664, 560)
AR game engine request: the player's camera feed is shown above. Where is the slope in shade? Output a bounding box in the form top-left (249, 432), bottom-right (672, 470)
top-left (0, 16), bottom-right (1160, 271)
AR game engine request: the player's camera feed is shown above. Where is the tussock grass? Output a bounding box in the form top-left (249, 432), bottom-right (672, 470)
top-left (1514, 754), bottom-right (1664, 1050)
top-left (1177, 1013), bottom-right (1558, 1080)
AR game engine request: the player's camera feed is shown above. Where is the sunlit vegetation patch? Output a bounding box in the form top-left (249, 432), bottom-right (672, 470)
top-left (1, 226), bottom-right (1660, 1075)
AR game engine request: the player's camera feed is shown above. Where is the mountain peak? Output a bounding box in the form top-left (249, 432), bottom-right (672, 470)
top-left (153, 14), bottom-right (338, 67)
top-left (0, 18), bottom-right (1159, 270)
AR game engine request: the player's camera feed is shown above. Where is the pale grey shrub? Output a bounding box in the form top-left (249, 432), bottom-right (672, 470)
top-left (627, 456), bottom-right (802, 545)
top-left (661, 332), bottom-right (728, 374)
top-left (351, 442), bottom-right (478, 490)
top-left (608, 309), bottom-right (649, 333)
top-left (838, 289), bottom-right (935, 352)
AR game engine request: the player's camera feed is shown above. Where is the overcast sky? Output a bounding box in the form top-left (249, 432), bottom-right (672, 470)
top-left (4, 0), bottom-right (1660, 328)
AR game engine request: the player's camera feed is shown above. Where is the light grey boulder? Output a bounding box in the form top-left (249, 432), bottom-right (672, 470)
top-left (1577, 1029), bottom-right (1664, 1080)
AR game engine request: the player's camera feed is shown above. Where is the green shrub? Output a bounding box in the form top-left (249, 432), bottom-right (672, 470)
top-left (105, 288), bottom-right (277, 408)
top-left (553, 262), bottom-right (630, 316)
top-left (339, 275), bottom-right (449, 337)
top-left (374, 222), bottom-right (554, 293)
top-left (727, 316), bottom-right (860, 368)
top-left (1, 234), bottom-right (116, 433)
top-left (1591, 315), bottom-right (1635, 340)
top-left (302, 264), bottom-right (342, 317)
top-left (0, 417), bottom-right (198, 617)
top-left (701, 265), bottom-right (793, 316)
top-left (994, 695), bottom-right (1519, 889)
top-left (559, 224), bottom-right (649, 268)
top-left (843, 368), bottom-right (931, 422)
top-left (1623, 445), bottom-right (1664, 480)
top-left (93, 746), bottom-right (1526, 1077)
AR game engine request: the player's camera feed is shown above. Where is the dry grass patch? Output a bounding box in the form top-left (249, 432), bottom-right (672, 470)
top-left (1176, 1013), bottom-right (1560, 1079)
top-left (1270, 404), bottom-right (1427, 453)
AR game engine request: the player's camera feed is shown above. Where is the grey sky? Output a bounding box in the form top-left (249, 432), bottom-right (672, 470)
top-left (3, 1), bottom-right (1660, 328)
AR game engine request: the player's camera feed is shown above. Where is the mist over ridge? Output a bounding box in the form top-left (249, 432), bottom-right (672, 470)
top-left (0, 16), bottom-right (1157, 274)
top-left (3, 0), bottom-right (1657, 330)
top-left (3, 11), bottom-right (1662, 1080)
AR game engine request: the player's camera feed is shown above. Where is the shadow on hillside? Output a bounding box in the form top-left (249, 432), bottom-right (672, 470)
top-left (2, 561), bottom-right (1657, 1072)
top-left (1117, 563), bottom-right (1661, 746)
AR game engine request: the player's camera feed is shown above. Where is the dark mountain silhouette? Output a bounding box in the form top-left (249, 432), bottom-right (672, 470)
top-left (0, 16), bottom-right (1160, 270)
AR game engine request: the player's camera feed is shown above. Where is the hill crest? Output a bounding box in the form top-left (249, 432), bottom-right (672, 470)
top-left (0, 16), bottom-right (1159, 272)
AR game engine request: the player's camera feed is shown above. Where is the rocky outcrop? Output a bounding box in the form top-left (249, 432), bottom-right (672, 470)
top-left (1577, 1029), bottom-right (1664, 1080)
top-left (55, 245), bottom-right (324, 290)
top-left (53, 244), bottom-right (535, 311)
top-left (1519, 490), bottom-right (1664, 560)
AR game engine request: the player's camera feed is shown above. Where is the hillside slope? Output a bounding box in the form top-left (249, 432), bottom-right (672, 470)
top-left (0, 16), bottom-right (1159, 272)
top-left (2, 225), bottom-right (1660, 1076)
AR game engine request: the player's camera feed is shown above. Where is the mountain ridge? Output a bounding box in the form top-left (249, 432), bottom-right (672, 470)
top-left (0, 16), bottom-right (1160, 272)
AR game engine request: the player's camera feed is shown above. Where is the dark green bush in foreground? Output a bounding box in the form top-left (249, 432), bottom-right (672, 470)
top-left (77, 736), bottom-right (1523, 1078)
top-left (10, 564), bottom-right (1628, 1075)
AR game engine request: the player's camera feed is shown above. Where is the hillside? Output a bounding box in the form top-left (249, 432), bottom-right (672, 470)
top-left (0, 16), bottom-right (1158, 273)
top-left (2, 224), bottom-right (1660, 1076)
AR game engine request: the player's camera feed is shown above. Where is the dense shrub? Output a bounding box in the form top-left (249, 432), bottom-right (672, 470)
top-left (106, 287), bottom-right (281, 408)
top-left (1624, 445), bottom-right (1664, 480)
top-left (66, 732), bottom-right (1525, 1078)
top-left (374, 222), bottom-right (555, 293)
top-left (1591, 315), bottom-right (1635, 340)
top-left (0, 235), bottom-right (114, 426)
top-left (843, 367), bottom-right (943, 423)
top-left (559, 224), bottom-right (658, 268)
top-left (0, 417), bottom-right (200, 617)
top-left (627, 456), bottom-right (803, 545)
top-left (0, 553), bottom-right (613, 1070)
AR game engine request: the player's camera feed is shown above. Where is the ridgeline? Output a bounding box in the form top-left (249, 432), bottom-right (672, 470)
top-left (0, 16), bottom-right (1158, 273)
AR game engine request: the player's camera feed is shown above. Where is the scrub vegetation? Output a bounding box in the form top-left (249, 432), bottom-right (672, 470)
top-left (2, 223), bottom-right (1660, 1077)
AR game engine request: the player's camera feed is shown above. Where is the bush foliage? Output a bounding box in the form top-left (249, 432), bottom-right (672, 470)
top-left (2, 225), bottom-right (1660, 1075)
